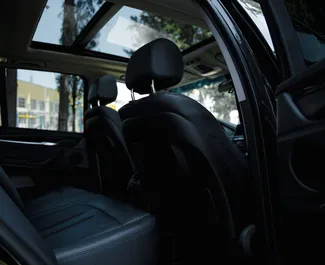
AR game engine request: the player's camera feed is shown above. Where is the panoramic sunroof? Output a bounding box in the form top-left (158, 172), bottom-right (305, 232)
top-left (33, 0), bottom-right (104, 46)
top-left (87, 6), bottom-right (212, 58)
top-left (32, 1), bottom-right (212, 59)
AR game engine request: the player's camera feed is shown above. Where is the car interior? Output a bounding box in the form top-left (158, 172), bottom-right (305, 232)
top-left (0, 0), bottom-right (255, 264)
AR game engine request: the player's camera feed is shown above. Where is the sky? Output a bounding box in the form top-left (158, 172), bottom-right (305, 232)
top-left (19, 0), bottom-right (145, 89)
top-left (19, 0), bottom-right (274, 99)
top-left (32, 0), bottom-right (143, 57)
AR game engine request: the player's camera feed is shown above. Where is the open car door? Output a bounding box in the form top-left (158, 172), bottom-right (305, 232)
top-left (259, 0), bottom-right (325, 260)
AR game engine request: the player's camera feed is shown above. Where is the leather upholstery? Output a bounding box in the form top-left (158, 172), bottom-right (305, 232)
top-left (0, 167), bottom-right (25, 212)
top-left (126, 38), bottom-right (184, 94)
top-left (119, 92), bottom-right (252, 232)
top-left (85, 76), bottom-right (135, 198)
top-left (88, 75), bottom-right (118, 106)
top-left (25, 187), bottom-right (157, 265)
top-left (0, 168), bottom-right (158, 265)
top-left (0, 186), bottom-right (57, 265)
top-left (119, 38), bottom-right (253, 260)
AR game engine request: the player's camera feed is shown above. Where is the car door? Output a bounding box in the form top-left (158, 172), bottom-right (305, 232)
top-left (256, 0), bottom-right (325, 259)
top-left (0, 68), bottom-right (99, 196)
top-left (201, 0), bottom-right (325, 260)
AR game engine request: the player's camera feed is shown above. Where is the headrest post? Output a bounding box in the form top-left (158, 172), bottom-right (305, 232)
top-left (131, 89), bottom-right (135, 101)
top-left (150, 80), bottom-right (156, 94)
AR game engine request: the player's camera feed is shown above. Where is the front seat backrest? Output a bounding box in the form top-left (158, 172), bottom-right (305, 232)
top-left (84, 75), bottom-right (135, 199)
top-left (119, 38), bottom-right (253, 259)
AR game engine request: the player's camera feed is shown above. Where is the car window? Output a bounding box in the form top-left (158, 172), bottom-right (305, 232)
top-left (33, 0), bottom-right (104, 45)
top-left (237, 0), bottom-right (274, 52)
top-left (107, 82), bottom-right (147, 111)
top-left (284, 0), bottom-right (325, 66)
top-left (173, 77), bottom-right (240, 125)
top-left (87, 6), bottom-right (212, 58)
top-left (6, 69), bottom-right (85, 132)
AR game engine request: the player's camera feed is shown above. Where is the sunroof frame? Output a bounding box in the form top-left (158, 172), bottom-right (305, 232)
top-left (31, 1), bottom-right (213, 62)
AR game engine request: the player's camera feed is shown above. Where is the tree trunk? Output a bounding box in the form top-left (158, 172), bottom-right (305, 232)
top-left (6, 69), bottom-right (17, 127)
top-left (58, 74), bottom-right (69, 131)
top-left (71, 77), bottom-right (77, 132)
top-left (58, 0), bottom-right (76, 131)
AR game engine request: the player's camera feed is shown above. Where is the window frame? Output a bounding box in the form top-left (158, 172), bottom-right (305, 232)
top-left (39, 100), bottom-right (45, 111)
top-left (257, 0), bottom-right (306, 79)
top-left (0, 67), bottom-right (88, 134)
top-left (30, 99), bottom-right (37, 110)
top-left (18, 97), bottom-right (26, 108)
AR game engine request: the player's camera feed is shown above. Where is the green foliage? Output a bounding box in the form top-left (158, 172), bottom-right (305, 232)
top-left (58, 0), bottom-right (103, 130)
top-left (125, 12), bottom-right (212, 55)
top-left (128, 11), bottom-right (237, 122)
top-left (59, 0), bottom-right (104, 45)
top-left (238, 0), bottom-right (262, 15)
top-left (178, 80), bottom-right (237, 122)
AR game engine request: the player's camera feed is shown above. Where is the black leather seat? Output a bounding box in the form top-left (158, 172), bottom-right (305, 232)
top-left (84, 75), bottom-right (136, 199)
top-left (0, 168), bottom-right (157, 265)
top-left (119, 39), bottom-right (254, 259)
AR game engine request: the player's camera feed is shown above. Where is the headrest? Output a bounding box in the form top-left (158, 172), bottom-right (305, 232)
top-left (126, 38), bottom-right (184, 94)
top-left (88, 75), bottom-right (117, 106)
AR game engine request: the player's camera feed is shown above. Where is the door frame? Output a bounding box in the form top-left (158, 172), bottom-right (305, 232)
top-left (198, 0), bottom-right (278, 260)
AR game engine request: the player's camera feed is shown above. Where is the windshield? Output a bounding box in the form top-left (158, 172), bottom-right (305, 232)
top-left (173, 77), bottom-right (239, 125)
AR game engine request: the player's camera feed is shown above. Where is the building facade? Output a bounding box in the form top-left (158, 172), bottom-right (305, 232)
top-left (17, 80), bottom-right (84, 132)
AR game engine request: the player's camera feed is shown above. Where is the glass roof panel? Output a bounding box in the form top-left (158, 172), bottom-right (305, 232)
top-left (33, 0), bottom-right (104, 45)
top-left (87, 6), bottom-right (212, 58)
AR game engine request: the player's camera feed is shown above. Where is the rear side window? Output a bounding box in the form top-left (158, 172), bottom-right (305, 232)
top-left (284, 0), bottom-right (325, 65)
top-left (5, 69), bottom-right (85, 132)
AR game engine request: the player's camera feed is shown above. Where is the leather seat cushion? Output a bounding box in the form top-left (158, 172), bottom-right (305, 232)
top-left (24, 187), bottom-right (157, 265)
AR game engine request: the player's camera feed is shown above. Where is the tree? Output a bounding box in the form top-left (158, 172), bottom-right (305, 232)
top-left (6, 69), bottom-right (17, 127)
top-left (125, 13), bottom-right (212, 55)
top-left (238, 0), bottom-right (262, 16)
top-left (179, 79), bottom-right (237, 122)
top-left (127, 12), bottom-right (238, 122)
top-left (58, 0), bottom-right (103, 131)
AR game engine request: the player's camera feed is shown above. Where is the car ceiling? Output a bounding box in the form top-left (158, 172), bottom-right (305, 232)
top-left (0, 0), bottom-right (228, 86)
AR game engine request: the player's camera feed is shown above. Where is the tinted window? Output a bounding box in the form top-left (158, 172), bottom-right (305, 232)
top-left (33, 0), bottom-right (104, 45)
top-left (237, 0), bottom-right (274, 52)
top-left (87, 6), bottom-right (212, 58)
top-left (173, 78), bottom-right (239, 125)
top-left (107, 82), bottom-right (147, 111)
top-left (6, 69), bottom-right (85, 132)
top-left (285, 0), bottom-right (325, 65)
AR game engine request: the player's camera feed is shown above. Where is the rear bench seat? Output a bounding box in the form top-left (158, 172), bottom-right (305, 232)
top-left (0, 168), bottom-right (157, 265)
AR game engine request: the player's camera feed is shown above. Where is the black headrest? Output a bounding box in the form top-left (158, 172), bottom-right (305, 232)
top-left (88, 75), bottom-right (117, 106)
top-left (126, 38), bottom-right (184, 94)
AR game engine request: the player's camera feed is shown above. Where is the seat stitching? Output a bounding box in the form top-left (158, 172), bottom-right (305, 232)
top-left (37, 211), bottom-right (86, 232)
top-left (43, 215), bottom-right (95, 239)
top-left (56, 217), bottom-right (156, 262)
top-left (27, 199), bottom-right (94, 220)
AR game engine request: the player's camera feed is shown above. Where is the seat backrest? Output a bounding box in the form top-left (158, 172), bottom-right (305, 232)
top-left (84, 75), bottom-right (135, 198)
top-left (0, 167), bottom-right (24, 212)
top-left (119, 39), bottom-right (254, 257)
top-left (0, 168), bottom-right (57, 265)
